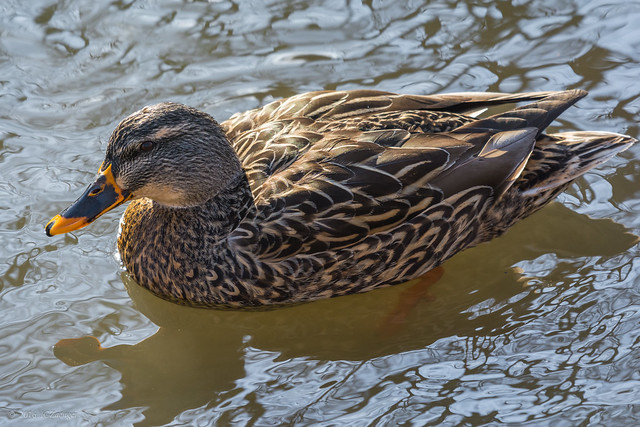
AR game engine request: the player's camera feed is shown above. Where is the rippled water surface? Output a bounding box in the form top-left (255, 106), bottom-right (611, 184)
top-left (2, 0), bottom-right (640, 425)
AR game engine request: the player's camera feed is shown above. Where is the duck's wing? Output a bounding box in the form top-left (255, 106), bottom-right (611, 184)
top-left (222, 90), bottom-right (579, 194)
top-left (229, 91), bottom-right (590, 261)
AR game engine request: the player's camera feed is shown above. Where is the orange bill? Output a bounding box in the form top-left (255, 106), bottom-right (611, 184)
top-left (45, 163), bottom-right (132, 236)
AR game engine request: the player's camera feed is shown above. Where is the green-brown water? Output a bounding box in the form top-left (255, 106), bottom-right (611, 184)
top-left (2, 0), bottom-right (640, 425)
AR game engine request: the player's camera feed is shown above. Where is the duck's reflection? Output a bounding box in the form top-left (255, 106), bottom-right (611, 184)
top-left (54, 202), bottom-right (638, 426)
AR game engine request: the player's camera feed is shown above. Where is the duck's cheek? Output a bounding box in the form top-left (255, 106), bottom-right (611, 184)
top-left (134, 182), bottom-right (188, 207)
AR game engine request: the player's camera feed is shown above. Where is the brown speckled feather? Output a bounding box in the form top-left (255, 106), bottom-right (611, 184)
top-left (223, 91), bottom-right (572, 260)
top-left (105, 89), bottom-right (637, 308)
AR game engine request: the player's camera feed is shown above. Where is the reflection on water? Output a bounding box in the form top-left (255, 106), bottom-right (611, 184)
top-left (1, 0), bottom-right (640, 425)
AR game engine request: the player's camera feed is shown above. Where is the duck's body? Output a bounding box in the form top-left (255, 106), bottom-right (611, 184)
top-left (47, 89), bottom-right (636, 308)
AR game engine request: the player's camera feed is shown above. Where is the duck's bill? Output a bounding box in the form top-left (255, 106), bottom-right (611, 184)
top-left (45, 164), bottom-right (132, 236)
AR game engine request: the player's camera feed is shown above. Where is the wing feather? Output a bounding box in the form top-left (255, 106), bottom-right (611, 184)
top-left (224, 90), bottom-right (591, 261)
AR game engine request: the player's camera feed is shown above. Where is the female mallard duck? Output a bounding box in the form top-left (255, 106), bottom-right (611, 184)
top-left (46, 89), bottom-right (635, 308)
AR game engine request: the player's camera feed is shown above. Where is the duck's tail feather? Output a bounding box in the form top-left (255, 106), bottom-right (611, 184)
top-left (475, 130), bottom-right (636, 243)
top-left (518, 131), bottom-right (636, 197)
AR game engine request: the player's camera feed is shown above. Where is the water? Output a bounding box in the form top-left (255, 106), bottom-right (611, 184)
top-left (2, 0), bottom-right (640, 425)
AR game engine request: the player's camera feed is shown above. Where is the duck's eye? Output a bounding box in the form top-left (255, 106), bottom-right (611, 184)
top-left (140, 140), bottom-right (154, 152)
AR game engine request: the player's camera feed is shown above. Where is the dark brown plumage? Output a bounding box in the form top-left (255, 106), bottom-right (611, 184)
top-left (47, 89), bottom-right (636, 308)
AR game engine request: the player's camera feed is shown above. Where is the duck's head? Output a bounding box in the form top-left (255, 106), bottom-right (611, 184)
top-left (45, 102), bottom-right (242, 236)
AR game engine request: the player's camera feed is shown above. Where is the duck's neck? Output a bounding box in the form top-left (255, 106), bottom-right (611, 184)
top-left (117, 171), bottom-right (257, 307)
top-left (154, 172), bottom-right (255, 240)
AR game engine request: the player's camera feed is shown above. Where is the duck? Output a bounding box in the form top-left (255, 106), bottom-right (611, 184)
top-left (45, 89), bottom-right (636, 308)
